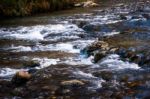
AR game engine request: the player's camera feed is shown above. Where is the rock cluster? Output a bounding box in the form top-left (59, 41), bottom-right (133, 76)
top-left (85, 40), bottom-right (150, 67)
top-left (84, 41), bottom-right (118, 62)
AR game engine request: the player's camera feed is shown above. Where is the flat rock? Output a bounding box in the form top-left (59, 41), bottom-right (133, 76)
top-left (61, 79), bottom-right (85, 86)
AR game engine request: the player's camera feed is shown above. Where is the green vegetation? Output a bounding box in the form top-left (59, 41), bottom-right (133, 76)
top-left (0, 0), bottom-right (76, 17)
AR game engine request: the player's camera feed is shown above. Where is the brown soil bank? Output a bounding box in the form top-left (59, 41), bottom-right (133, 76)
top-left (0, 0), bottom-right (77, 17)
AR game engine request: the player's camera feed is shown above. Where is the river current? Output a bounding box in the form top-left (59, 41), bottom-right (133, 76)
top-left (0, 0), bottom-right (150, 98)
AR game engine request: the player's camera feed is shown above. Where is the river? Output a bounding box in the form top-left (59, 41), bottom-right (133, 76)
top-left (0, 0), bottom-right (150, 98)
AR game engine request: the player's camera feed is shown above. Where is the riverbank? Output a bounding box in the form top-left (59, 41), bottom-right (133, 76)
top-left (0, 0), bottom-right (81, 17)
top-left (0, 0), bottom-right (100, 17)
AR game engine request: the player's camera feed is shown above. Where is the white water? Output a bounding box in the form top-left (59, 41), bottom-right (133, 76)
top-left (1, 24), bottom-right (84, 41)
top-left (8, 40), bottom-right (95, 53)
top-left (0, 68), bottom-right (25, 78)
top-left (33, 58), bottom-right (60, 69)
top-left (0, 58), bottom-right (60, 78)
top-left (73, 70), bottom-right (105, 88)
top-left (98, 54), bottom-right (140, 70)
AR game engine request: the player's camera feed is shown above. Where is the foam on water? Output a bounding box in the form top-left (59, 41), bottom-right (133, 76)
top-left (45, 35), bottom-right (80, 42)
top-left (32, 58), bottom-right (60, 69)
top-left (72, 40), bottom-right (95, 50)
top-left (62, 55), bottom-right (93, 65)
top-left (90, 14), bottom-right (122, 25)
top-left (98, 54), bottom-right (140, 70)
top-left (0, 68), bottom-right (24, 78)
top-left (0, 58), bottom-right (59, 79)
top-left (0, 24), bottom-right (84, 41)
top-left (7, 43), bottom-right (80, 53)
top-left (8, 40), bottom-right (95, 53)
top-left (35, 43), bottom-right (80, 53)
top-left (9, 45), bottom-right (32, 52)
top-left (73, 70), bottom-right (95, 78)
top-left (10, 31), bottom-right (44, 41)
top-left (103, 31), bottom-right (120, 36)
top-left (73, 70), bottom-right (105, 88)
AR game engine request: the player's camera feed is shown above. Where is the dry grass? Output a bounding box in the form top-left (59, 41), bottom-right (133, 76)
top-left (0, 0), bottom-right (76, 16)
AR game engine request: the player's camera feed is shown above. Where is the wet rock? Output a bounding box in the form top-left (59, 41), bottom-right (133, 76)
top-left (60, 79), bottom-right (85, 87)
top-left (136, 6), bottom-right (144, 12)
top-left (130, 54), bottom-right (143, 64)
top-left (28, 68), bottom-right (37, 74)
top-left (115, 48), bottom-right (132, 58)
top-left (93, 71), bottom-right (113, 81)
top-left (11, 71), bottom-right (31, 86)
top-left (12, 87), bottom-right (24, 96)
top-left (108, 47), bottom-right (119, 54)
top-left (131, 15), bottom-right (142, 19)
top-left (23, 60), bottom-right (40, 68)
top-left (83, 24), bottom-right (101, 32)
top-left (101, 82), bottom-right (114, 89)
top-left (0, 80), bottom-right (14, 97)
top-left (124, 50), bottom-right (136, 59)
top-left (126, 81), bottom-right (142, 88)
top-left (119, 75), bottom-right (129, 82)
top-left (61, 89), bottom-right (71, 94)
top-left (55, 79), bottom-right (86, 96)
top-left (112, 92), bottom-right (124, 99)
top-left (142, 55), bottom-right (150, 67)
top-left (72, 20), bottom-right (88, 28)
top-left (85, 41), bottom-right (109, 54)
top-left (94, 51), bottom-right (107, 63)
top-left (142, 13), bottom-right (150, 20)
top-left (120, 14), bottom-right (127, 20)
top-left (102, 90), bottom-right (113, 98)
